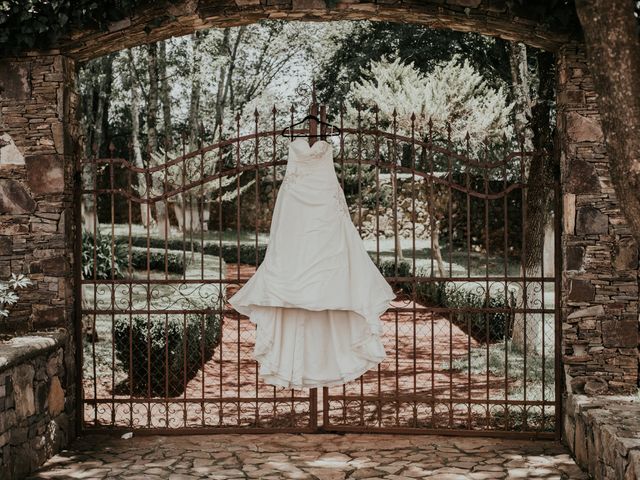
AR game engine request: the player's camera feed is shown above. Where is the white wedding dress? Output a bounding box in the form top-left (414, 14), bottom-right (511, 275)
top-left (228, 138), bottom-right (395, 389)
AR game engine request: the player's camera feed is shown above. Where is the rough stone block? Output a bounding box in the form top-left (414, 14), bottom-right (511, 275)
top-left (612, 237), bottom-right (638, 271)
top-left (568, 279), bottom-right (595, 303)
top-left (0, 179), bottom-right (35, 214)
top-left (584, 376), bottom-right (608, 395)
top-left (626, 450), bottom-right (640, 480)
top-left (565, 158), bottom-right (599, 194)
top-left (0, 60), bottom-right (31, 101)
top-left (24, 155), bottom-right (64, 196)
top-left (602, 319), bottom-right (638, 348)
top-left (12, 364), bottom-right (35, 419)
top-left (32, 306), bottom-right (65, 327)
top-left (574, 415), bottom-right (588, 468)
top-left (567, 305), bottom-right (604, 320)
top-left (47, 376), bottom-right (65, 416)
top-left (566, 112), bottom-right (604, 143)
top-left (563, 193), bottom-right (576, 234)
top-left (291, 0), bottom-right (326, 9)
top-left (0, 236), bottom-right (12, 256)
top-left (566, 245), bottom-right (584, 270)
top-left (576, 206), bottom-right (608, 235)
top-left (38, 256), bottom-right (69, 275)
top-left (0, 133), bottom-right (25, 165)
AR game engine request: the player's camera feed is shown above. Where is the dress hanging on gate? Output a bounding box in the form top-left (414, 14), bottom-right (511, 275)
top-left (228, 138), bottom-right (396, 389)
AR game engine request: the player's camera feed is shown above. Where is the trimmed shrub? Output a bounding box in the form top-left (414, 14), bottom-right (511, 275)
top-left (113, 312), bottom-right (222, 397)
top-left (114, 235), bottom-right (267, 266)
top-left (416, 279), bottom-right (512, 343)
top-left (216, 243), bottom-right (267, 265)
top-left (129, 248), bottom-right (187, 274)
top-left (374, 258), bottom-right (412, 293)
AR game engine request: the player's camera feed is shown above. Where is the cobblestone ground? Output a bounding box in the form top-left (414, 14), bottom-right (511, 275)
top-left (28, 433), bottom-right (588, 480)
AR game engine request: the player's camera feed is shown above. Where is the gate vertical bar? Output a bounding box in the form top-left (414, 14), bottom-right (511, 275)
top-left (73, 141), bottom-right (84, 435)
top-left (308, 90), bottom-right (319, 430)
top-left (554, 178), bottom-right (563, 439)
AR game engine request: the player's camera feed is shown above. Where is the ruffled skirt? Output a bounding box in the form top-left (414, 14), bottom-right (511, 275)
top-left (227, 160), bottom-right (395, 389)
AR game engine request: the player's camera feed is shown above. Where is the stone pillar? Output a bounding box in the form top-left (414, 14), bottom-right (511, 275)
top-left (557, 43), bottom-right (639, 396)
top-left (0, 55), bottom-right (78, 335)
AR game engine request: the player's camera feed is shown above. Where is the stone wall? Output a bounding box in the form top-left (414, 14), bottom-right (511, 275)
top-left (0, 1), bottom-right (636, 468)
top-left (0, 54), bottom-right (77, 335)
top-left (563, 394), bottom-right (640, 479)
top-left (0, 330), bottom-right (75, 480)
top-left (54, 0), bottom-right (571, 62)
top-left (557, 43), bottom-right (639, 395)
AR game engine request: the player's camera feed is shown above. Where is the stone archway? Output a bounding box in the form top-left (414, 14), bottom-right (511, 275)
top-left (0, 0), bottom-right (636, 448)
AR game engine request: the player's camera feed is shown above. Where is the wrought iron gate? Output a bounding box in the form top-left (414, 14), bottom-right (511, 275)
top-left (77, 96), bottom-right (560, 437)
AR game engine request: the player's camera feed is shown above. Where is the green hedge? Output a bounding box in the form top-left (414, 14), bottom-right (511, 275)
top-left (373, 259), bottom-right (512, 343)
top-left (114, 235), bottom-right (267, 266)
top-left (374, 258), bottom-right (412, 293)
top-left (416, 280), bottom-right (512, 343)
top-left (129, 248), bottom-right (187, 275)
top-left (113, 313), bottom-right (222, 397)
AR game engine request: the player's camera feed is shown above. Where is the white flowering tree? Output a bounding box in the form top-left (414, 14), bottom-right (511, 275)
top-left (346, 56), bottom-right (514, 276)
top-left (347, 55), bottom-right (514, 149)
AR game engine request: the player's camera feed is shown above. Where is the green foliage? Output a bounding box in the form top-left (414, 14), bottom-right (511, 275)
top-left (337, 163), bottom-right (392, 210)
top-left (219, 243), bottom-right (267, 265)
top-left (416, 280), bottom-right (512, 344)
top-left (82, 230), bottom-right (127, 280)
top-left (113, 312), bottom-right (222, 396)
top-left (345, 55), bottom-right (514, 149)
top-left (0, 0), bottom-right (158, 56)
top-left (374, 258), bottom-right (412, 293)
top-left (316, 22), bottom-right (513, 107)
top-left (373, 258), bottom-right (512, 343)
top-left (114, 235), bottom-right (267, 266)
top-left (130, 248), bottom-right (187, 274)
top-left (0, 273), bottom-right (32, 318)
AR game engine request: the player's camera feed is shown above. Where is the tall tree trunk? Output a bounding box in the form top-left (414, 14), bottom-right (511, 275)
top-left (158, 40), bottom-right (173, 151)
top-left (147, 43), bottom-right (159, 154)
top-left (390, 170), bottom-right (405, 262)
top-left (147, 43), bottom-right (169, 237)
top-left (127, 49), bottom-right (151, 229)
top-left (575, 0), bottom-right (640, 244)
top-left (174, 32), bottom-right (204, 233)
top-left (158, 40), bottom-right (174, 234)
top-left (81, 54), bottom-right (113, 234)
top-left (188, 32), bottom-right (203, 153)
top-left (508, 42), bottom-right (533, 150)
top-left (511, 51), bottom-right (556, 355)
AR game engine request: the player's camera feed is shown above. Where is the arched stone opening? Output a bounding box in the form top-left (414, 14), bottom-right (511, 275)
top-left (0, 1), bottom-right (636, 472)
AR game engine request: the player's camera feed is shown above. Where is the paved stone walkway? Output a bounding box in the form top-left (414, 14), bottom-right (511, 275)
top-left (28, 433), bottom-right (588, 480)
